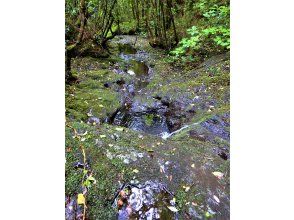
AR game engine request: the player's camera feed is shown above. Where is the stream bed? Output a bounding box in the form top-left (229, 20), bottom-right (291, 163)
top-left (66, 35), bottom-right (230, 220)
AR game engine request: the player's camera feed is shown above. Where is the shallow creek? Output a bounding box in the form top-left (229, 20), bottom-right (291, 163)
top-left (66, 35), bottom-right (230, 220)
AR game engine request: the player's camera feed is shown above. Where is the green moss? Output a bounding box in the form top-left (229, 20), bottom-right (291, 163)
top-left (143, 114), bottom-right (154, 126)
top-left (65, 69), bottom-right (122, 121)
top-left (65, 122), bottom-right (137, 219)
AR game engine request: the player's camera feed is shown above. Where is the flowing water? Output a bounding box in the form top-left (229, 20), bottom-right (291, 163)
top-left (114, 181), bottom-right (178, 220)
top-left (110, 37), bottom-right (183, 219)
top-left (111, 39), bottom-right (174, 138)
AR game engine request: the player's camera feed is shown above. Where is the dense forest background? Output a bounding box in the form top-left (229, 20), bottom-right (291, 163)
top-left (65, 0), bottom-right (229, 82)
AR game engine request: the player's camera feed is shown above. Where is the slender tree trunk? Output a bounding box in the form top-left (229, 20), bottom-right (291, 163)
top-left (160, 0), bottom-right (168, 47)
top-left (167, 0), bottom-right (178, 46)
top-left (65, 0), bottom-right (87, 83)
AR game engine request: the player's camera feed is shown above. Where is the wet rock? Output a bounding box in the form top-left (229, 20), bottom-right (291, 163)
top-left (166, 117), bottom-right (182, 132)
top-left (73, 161), bottom-right (90, 170)
top-left (65, 197), bottom-right (76, 220)
top-left (65, 196), bottom-right (84, 220)
top-left (104, 82), bottom-right (111, 88)
top-left (188, 207), bottom-right (202, 219)
top-left (214, 145), bottom-right (230, 160)
top-left (127, 84), bottom-right (135, 95)
top-left (218, 151), bottom-right (229, 160)
top-left (201, 114), bottom-right (230, 141)
top-left (87, 116), bottom-right (100, 125)
top-left (118, 43), bottom-right (137, 54)
top-left (117, 206), bottom-right (132, 220)
top-left (153, 95), bottom-right (162, 100)
top-left (73, 162), bottom-right (85, 169)
top-left (189, 130), bottom-right (208, 142)
top-left (161, 98), bottom-right (171, 107)
top-left (116, 78), bottom-right (126, 85)
top-left (114, 181), bottom-right (176, 220)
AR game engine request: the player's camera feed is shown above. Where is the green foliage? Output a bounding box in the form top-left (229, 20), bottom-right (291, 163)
top-left (171, 1), bottom-right (229, 62)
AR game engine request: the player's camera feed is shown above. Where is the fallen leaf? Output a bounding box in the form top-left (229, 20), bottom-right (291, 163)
top-left (117, 199), bottom-right (123, 207)
top-left (127, 70), bottom-right (135, 75)
top-left (183, 185), bottom-right (190, 192)
top-left (132, 169), bottom-right (139, 173)
top-left (99, 104), bottom-right (104, 108)
top-left (212, 171), bottom-right (224, 179)
top-left (100, 135), bottom-right (106, 138)
top-left (191, 163), bottom-right (195, 168)
top-left (167, 206), bottom-right (179, 212)
top-left (213, 195), bottom-right (220, 203)
top-left (77, 194), bottom-right (85, 205)
top-left (115, 127), bottom-right (124, 131)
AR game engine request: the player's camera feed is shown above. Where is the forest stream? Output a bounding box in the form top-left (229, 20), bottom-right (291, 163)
top-left (65, 35), bottom-right (230, 220)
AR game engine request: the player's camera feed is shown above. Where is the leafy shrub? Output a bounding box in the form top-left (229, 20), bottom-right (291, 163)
top-left (171, 2), bottom-right (229, 62)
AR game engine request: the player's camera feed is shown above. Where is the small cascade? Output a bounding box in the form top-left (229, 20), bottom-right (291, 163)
top-left (161, 122), bottom-right (200, 140)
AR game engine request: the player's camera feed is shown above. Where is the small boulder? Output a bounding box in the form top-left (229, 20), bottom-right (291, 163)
top-left (87, 117), bottom-right (100, 125)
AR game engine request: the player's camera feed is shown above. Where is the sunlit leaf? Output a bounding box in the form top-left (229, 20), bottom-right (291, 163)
top-left (77, 194), bottom-right (85, 205)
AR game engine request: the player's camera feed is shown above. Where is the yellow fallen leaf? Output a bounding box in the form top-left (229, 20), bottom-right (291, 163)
top-left (100, 135), bottom-right (106, 138)
top-left (115, 127), bottom-right (124, 131)
top-left (77, 194), bottom-right (85, 205)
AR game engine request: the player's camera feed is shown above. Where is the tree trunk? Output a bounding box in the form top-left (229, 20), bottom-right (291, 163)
top-left (65, 0), bottom-right (87, 83)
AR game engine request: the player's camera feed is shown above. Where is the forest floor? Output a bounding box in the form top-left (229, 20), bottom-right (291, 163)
top-left (65, 35), bottom-right (230, 220)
